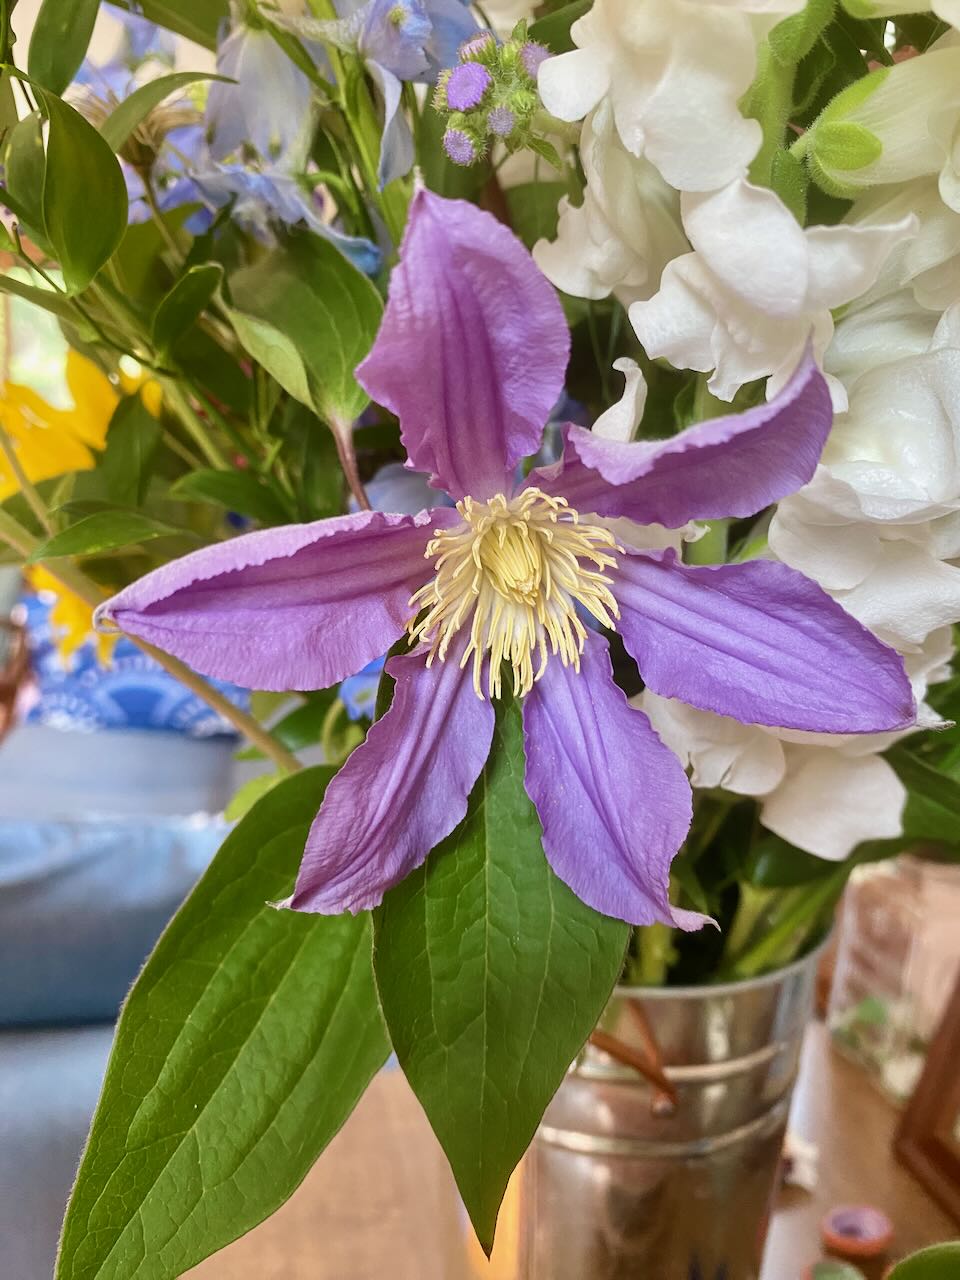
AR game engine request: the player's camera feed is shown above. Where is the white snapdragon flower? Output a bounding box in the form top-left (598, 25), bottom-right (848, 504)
top-left (629, 178), bottom-right (915, 408)
top-left (643, 630), bottom-right (952, 860)
top-left (532, 100), bottom-right (687, 307)
top-left (771, 309), bottom-right (960, 651)
top-left (537, 0), bottom-right (805, 192)
top-left (824, 180), bottom-right (960, 388)
top-left (802, 41), bottom-right (960, 209)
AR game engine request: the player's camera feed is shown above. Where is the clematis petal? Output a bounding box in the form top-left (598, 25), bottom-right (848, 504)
top-left (552, 349), bottom-right (832, 527)
top-left (357, 189), bottom-right (570, 500)
top-left (289, 643), bottom-right (494, 914)
top-left (613, 549), bottom-right (916, 733)
top-left (522, 633), bottom-right (706, 930)
top-left (96, 509), bottom-right (458, 691)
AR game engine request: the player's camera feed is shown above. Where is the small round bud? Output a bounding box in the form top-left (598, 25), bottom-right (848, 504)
top-left (488, 105), bottom-right (516, 137)
top-left (446, 62), bottom-right (493, 111)
top-left (520, 41), bottom-right (550, 79)
top-left (459, 31), bottom-right (497, 63)
top-left (443, 127), bottom-right (479, 166)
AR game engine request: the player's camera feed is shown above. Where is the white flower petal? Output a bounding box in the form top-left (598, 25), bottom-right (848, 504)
top-left (642, 693), bottom-right (786, 795)
top-left (592, 358), bottom-right (647, 442)
top-left (537, 46), bottom-right (611, 123)
top-left (761, 748), bottom-right (905, 860)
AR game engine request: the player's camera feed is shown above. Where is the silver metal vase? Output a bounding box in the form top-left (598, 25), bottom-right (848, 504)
top-left (519, 947), bottom-right (821, 1280)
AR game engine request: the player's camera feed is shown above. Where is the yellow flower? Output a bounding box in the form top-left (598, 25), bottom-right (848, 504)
top-left (0, 352), bottom-right (117, 501)
top-left (26, 566), bottom-right (116, 669)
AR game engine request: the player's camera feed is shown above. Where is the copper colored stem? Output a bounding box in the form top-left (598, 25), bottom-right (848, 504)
top-left (589, 1028), bottom-right (679, 1114)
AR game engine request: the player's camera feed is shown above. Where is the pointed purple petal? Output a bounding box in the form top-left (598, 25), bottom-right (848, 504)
top-left (290, 644), bottom-right (495, 913)
top-left (522, 635), bottom-right (705, 930)
top-left (537, 351), bottom-right (832, 527)
top-left (357, 190), bottom-right (569, 500)
top-left (614, 549), bottom-right (916, 733)
top-left (97, 509), bottom-right (458, 691)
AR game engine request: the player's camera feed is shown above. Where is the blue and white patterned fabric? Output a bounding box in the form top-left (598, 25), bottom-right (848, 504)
top-left (18, 590), bottom-right (247, 737)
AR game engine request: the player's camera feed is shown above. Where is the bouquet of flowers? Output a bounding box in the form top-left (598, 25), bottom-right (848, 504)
top-left (3, 0), bottom-right (960, 1271)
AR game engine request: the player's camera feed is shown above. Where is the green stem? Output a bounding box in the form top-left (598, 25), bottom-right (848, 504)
top-left (0, 419), bottom-right (53, 536)
top-left (722, 869), bottom-right (847, 980)
top-left (633, 922), bottom-right (674, 987)
top-left (160, 380), bottom-right (231, 470)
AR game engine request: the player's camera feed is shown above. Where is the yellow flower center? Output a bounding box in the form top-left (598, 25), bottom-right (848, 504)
top-left (408, 487), bottom-right (622, 699)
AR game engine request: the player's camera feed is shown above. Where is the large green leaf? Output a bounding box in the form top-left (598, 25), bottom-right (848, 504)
top-left (28, 0), bottom-right (100, 95)
top-left (889, 1244), bottom-right (960, 1279)
top-left (228, 232), bottom-right (383, 428)
top-left (36, 86), bottom-right (129, 294)
top-left (100, 72), bottom-right (229, 153)
top-left (374, 695), bottom-right (629, 1253)
top-left (113, 0), bottom-right (229, 49)
top-left (56, 766), bottom-right (390, 1280)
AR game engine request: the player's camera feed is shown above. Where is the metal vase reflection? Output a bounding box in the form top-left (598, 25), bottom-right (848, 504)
top-left (520, 948), bottom-right (821, 1280)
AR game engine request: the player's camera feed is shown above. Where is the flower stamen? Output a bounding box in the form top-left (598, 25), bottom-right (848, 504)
top-left (408, 488), bottom-right (622, 699)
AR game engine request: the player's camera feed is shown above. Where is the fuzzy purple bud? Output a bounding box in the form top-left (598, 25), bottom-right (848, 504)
top-left (488, 106), bottom-right (516, 137)
top-left (520, 41), bottom-right (550, 79)
top-left (460, 31), bottom-right (496, 61)
top-left (446, 62), bottom-right (492, 111)
top-left (443, 128), bottom-right (478, 166)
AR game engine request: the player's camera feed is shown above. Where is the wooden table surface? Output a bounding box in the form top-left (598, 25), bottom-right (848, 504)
top-left (187, 1023), bottom-right (957, 1280)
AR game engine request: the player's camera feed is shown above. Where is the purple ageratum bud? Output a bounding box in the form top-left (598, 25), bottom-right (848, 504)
top-left (488, 105), bottom-right (516, 137)
top-left (443, 128), bottom-right (479, 166)
top-left (459, 31), bottom-right (497, 62)
top-left (445, 62), bottom-right (492, 111)
top-left (520, 41), bottom-right (550, 80)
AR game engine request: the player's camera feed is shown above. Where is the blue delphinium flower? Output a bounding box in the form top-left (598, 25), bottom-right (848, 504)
top-left (339, 657), bottom-right (386, 721)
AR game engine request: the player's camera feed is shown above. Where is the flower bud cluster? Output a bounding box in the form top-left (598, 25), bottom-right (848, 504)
top-left (433, 22), bottom-right (552, 167)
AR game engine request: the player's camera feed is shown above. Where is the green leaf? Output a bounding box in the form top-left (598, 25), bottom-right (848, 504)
top-left (224, 770), bottom-right (284, 821)
top-left (228, 232), bottom-right (383, 427)
top-left (56, 766), bottom-right (390, 1280)
top-left (28, 0), bottom-right (100, 95)
top-left (152, 262), bottom-right (224, 356)
top-left (888, 1244), bottom-right (960, 1279)
top-left (374, 694), bottom-right (629, 1253)
top-left (0, 272), bottom-right (85, 326)
top-left (170, 466), bottom-right (292, 526)
top-left (36, 86), bottom-right (129, 294)
top-left (767, 0), bottom-right (836, 66)
top-left (505, 181), bottom-right (565, 250)
top-left (747, 834), bottom-right (838, 888)
top-left (235, 691), bottom-right (339, 761)
top-left (812, 119), bottom-right (882, 172)
top-left (100, 72), bottom-right (229, 153)
top-left (30, 510), bottom-right (189, 560)
top-left (113, 0), bottom-right (229, 49)
top-left (529, 0), bottom-right (591, 53)
top-left (3, 113), bottom-right (49, 245)
top-left (888, 744), bottom-right (960, 847)
top-left (88, 396), bottom-right (162, 509)
top-left (770, 149), bottom-right (809, 223)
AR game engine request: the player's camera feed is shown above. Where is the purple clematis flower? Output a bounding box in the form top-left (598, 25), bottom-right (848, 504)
top-left (96, 193), bottom-right (916, 929)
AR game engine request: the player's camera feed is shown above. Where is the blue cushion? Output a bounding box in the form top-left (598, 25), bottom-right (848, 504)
top-left (0, 1024), bottom-right (115, 1279)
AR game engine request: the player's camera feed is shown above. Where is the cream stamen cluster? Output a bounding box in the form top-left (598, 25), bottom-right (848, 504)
top-left (408, 488), bottom-right (622, 699)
